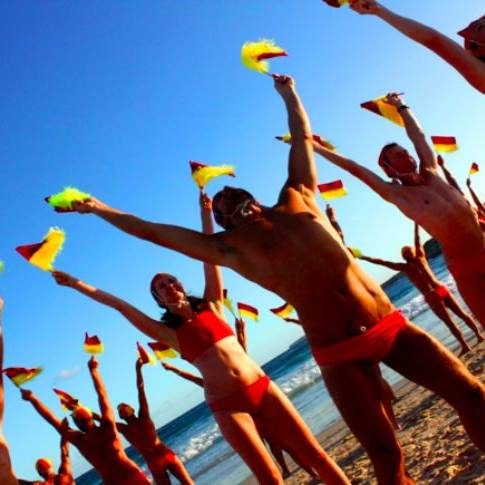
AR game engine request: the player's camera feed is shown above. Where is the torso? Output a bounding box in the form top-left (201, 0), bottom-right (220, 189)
top-left (221, 187), bottom-right (394, 348)
top-left (389, 171), bottom-right (485, 261)
top-left (403, 255), bottom-right (442, 294)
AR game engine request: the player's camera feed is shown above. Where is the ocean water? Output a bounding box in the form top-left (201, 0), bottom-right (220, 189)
top-left (78, 254), bottom-right (474, 484)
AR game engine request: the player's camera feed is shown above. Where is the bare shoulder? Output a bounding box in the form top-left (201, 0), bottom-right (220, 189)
top-left (277, 184), bottom-right (318, 212)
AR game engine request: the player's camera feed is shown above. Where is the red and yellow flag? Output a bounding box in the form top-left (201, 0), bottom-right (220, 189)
top-left (148, 342), bottom-right (178, 360)
top-left (189, 161), bottom-right (235, 190)
top-left (318, 180), bottom-right (348, 200)
top-left (241, 39), bottom-right (287, 74)
top-left (237, 302), bottom-right (259, 322)
top-left (276, 133), bottom-right (336, 151)
top-left (270, 302), bottom-right (295, 319)
top-left (45, 187), bottom-right (91, 210)
top-left (469, 162), bottom-right (479, 176)
top-left (16, 227), bottom-right (65, 271)
top-left (361, 96), bottom-right (404, 127)
top-left (53, 388), bottom-right (80, 412)
top-left (323, 0), bottom-right (348, 7)
top-left (223, 289), bottom-right (237, 317)
top-left (84, 333), bottom-right (104, 355)
top-left (3, 367), bottom-right (43, 387)
top-left (137, 342), bottom-right (156, 365)
top-left (431, 136), bottom-right (458, 153)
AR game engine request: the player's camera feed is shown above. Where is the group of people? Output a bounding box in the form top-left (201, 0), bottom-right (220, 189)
top-left (1, 1), bottom-right (484, 484)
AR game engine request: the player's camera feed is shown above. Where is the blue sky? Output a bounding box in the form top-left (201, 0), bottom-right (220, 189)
top-left (1, 0), bottom-right (483, 479)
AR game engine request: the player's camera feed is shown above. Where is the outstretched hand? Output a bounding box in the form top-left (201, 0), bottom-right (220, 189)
top-left (349, 0), bottom-right (380, 15)
top-left (384, 92), bottom-right (406, 108)
top-left (88, 356), bottom-right (98, 371)
top-left (199, 192), bottom-right (212, 211)
top-left (52, 271), bottom-right (79, 288)
top-left (273, 74), bottom-right (295, 99)
top-left (53, 197), bottom-right (103, 214)
top-left (20, 388), bottom-right (33, 401)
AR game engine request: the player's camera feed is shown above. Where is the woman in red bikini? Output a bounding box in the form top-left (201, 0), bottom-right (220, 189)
top-left (51, 193), bottom-right (349, 485)
top-left (358, 224), bottom-right (483, 355)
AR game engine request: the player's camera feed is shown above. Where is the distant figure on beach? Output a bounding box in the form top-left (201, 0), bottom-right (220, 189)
top-left (52, 191), bottom-right (349, 484)
top-left (116, 357), bottom-right (194, 485)
top-left (312, 92), bottom-right (485, 329)
top-left (0, 298), bottom-right (18, 485)
top-left (161, 312), bottom-right (316, 480)
top-left (55, 75), bottom-right (485, 484)
top-left (342, 0), bottom-right (485, 93)
top-left (359, 224), bottom-right (483, 354)
top-left (32, 430), bottom-right (74, 485)
top-left (21, 357), bottom-right (149, 485)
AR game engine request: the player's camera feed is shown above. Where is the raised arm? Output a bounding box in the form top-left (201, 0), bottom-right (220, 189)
top-left (88, 357), bottom-right (115, 424)
top-left (437, 155), bottom-right (465, 195)
top-left (414, 223), bottom-right (425, 258)
top-left (358, 254), bottom-right (405, 272)
top-left (325, 204), bottom-right (345, 243)
top-left (275, 75), bottom-right (317, 198)
top-left (313, 142), bottom-right (396, 201)
top-left (234, 318), bottom-right (247, 353)
top-left (21, 389), bottom-right (64, 432)
top-left (135, 359), bottom-right (149, 418)
top-left (466, 178), bottom-right (485, 215)
top-left (385, 93), bottom-right (437, 173)
top-left (58, 419), bottom-right (73, 479)
top-left (199, 193), bottom-right (224, 313)
top-left (0, 299), bottom-right (18, 485)
top-left (161, 362), bottom-right (204, 388)
top-left (52, 271), bottom-right (176, 346)
top-left (349, 0), bottom-right (485, 93)
top-left (56, 197), bottom-right (236, 268)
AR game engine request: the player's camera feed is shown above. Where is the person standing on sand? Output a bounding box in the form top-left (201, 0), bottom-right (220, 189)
top-left (53, 75), bottom-right (485, 484)
top-left (20, 357), bottom-right (149, 485)
top-left (116, 357), bottom-right (194, 485)
top-left (311, 92), bottom-right (485, 329)
top-left (329, 0), bottom-right (485, 94)
top-left (358, 224), bottom-right (483, 355)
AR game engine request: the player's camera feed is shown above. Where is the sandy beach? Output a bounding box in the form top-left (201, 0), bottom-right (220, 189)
top-left (244, 340), bottom-right (484, 484)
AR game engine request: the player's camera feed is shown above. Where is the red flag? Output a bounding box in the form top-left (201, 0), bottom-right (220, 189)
top-left (136, 342), bottom-right (156, 365)
top-left (237, 302), bottom-right (259, 322)
top-left (53, 388), bottom-right (79, 411)
top-left (3, 367), bottom-right (43, 387)
top-left (148, 342), bottom-right (178, 360)
top-left (84, 333), bottom-right (104, 354)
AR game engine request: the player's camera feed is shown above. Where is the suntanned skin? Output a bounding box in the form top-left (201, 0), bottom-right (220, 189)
top-left (116, 358), bottom-right (194, 485)
top-left (0, 298), bottom-right (19, 485)
top-left (312, 92), bottom-right (485, 329)
top-left (344, 0), bottom-right (485, 93)
top-left (21, 357), bottom-right (149, 485)
top-left (359, 224), bottom-right (483, 355)
top-left (55, 76), bottom-right (485, 484)
top-left (53, 189), bottom-right (349, 485)
top-left (467, 178), bottom-right (485, 219)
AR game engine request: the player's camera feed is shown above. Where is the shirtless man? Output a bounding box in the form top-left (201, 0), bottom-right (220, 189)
top-left (116, 357), bottom-right (193, 485)
top-left (359, 224), bottom-right (483, 354)
top-left (56, 75), bottom-right (485, 484)
top-left (311, 92), bottom-right (485, 329)
top-left (341, 0), bottom-right (485, 94)
top-left (32, 427), bottom-right (74, 485)
top-left (21, 357), bottom-right (149, 485)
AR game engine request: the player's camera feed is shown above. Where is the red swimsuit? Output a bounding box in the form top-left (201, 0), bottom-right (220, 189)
top-left (176, 309), bottom-right (271, 414)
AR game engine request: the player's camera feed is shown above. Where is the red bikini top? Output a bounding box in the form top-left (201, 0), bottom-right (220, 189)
top-left (175, 309), bottom-right (235, 363)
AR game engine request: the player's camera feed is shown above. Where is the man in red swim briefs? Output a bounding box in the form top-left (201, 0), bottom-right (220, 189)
top-left (116, 357), bottom-right (193, 485)
top-left (57, 75), bottom-right (485, 484)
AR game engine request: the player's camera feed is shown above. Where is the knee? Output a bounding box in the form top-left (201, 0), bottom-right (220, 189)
top-left (366, 439), bottom-right (404, 467)
top-left (461, 381), bottom-right (485, 409)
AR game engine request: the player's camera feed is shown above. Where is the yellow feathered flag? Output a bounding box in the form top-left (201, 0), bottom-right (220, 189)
top-left (241, 39), bottom-right (287, 74)
top-left (16, 227), bottom-right (65, 271)
top-left (189, 161), bottom-right (235, 190)
top-left (45, 186), bottom-right (91, 210)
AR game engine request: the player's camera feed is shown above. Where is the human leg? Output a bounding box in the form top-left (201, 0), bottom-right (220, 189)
top-left (444, 295), bottom-right (483, 342)
top-left (320, 363), bottom-right (414, 485)
top-left (384, 322), bottom-right (485, 450)
top-left (167, 455), bottom-right (194, 485)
